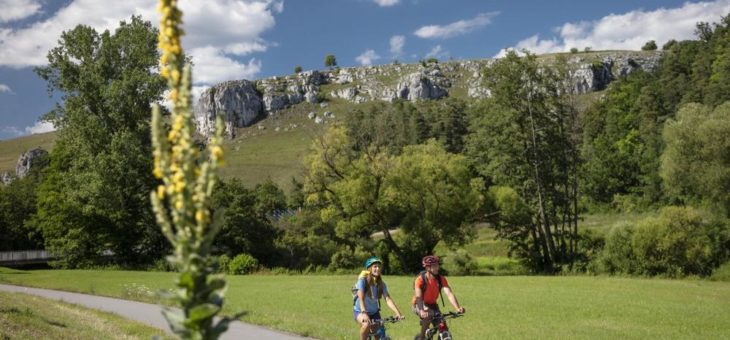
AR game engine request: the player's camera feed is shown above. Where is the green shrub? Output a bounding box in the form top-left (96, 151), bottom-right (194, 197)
top-left (228, 253), bottom-right (258, 275)
top-left (599, 223), bottom-right (636, 274)
top-left (598, 207), bottom-right (729, 277)
top-left (710, 261), bottom-right (730, 281)
top-left (570, 47), bottom-right (579, 54)
top-left (217, 254), bottom-right (231, 273)
top-left (443, 249), bottom-right (477, 275)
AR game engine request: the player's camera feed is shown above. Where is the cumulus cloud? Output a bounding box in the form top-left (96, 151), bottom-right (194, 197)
top-left (425, 45), bottom-right (449, 59)
top-left (373, 0), bottom-right (399, 7)
top-left (189, 47), bottom-right (262, 84)
top-left (495, 0), bottom-right (730, 57)
top-left (414, 12), bottom-right (498, 39)
top-left (356, 49), bottom-right (381, 66)
top-left (0, 0), bottom-right (41, 23)
top-left (0, 84), bottom-right (12, 93)
top-left (25, 120), bottom-right (55, 134)
top-left (390, 35), bottom-right (405, 56)
top-left (0, 0), bottom-right (279, 83)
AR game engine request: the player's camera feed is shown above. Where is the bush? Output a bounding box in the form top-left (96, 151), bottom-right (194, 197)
top-left (710, 261), bottom-right (730, 281)
top-left (228, 253), bottom-right (258, 275)
top-left (217, 254), bottom-right (231, 273)
top-left (642, 40), bottom-right (657, 51)
top-left (443, 249), bottom-right (477, 275)
top-left (570, 47), bottom-right (579, 54)
top-left (598, 223), bottom-right (636, 274)
top-left (598, 207), bottom-right (729, 277)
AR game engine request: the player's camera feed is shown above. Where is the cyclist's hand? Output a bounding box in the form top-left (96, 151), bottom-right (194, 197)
top-left (360, 312), bottom-right (370, 323)
top-left (419, 309), bottom-right (429, 319)
top-left (457, 307), bottom-right (465, 314)
top-left (396, 314), bottom-right (404, 321)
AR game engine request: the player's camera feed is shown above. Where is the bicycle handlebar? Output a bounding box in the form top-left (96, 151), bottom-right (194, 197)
top-left (434, 311), bottom-right (464, 320)
top-left (366, 316), bottom-right (403, 326)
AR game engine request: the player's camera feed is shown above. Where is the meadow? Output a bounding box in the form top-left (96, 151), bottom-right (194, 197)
top-left (0, 289), bottom-right (171, 339)
top-left (1, 267), bottom-right (728, 339)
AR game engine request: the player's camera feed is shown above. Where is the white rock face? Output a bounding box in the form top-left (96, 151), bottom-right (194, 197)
top-left (193, 52), bottom-right (662, 138)
top-left (16, 148), bottom-right (48, 179)
top-left (195, 80), bottom-right (263, 139)
top-left (1, 172), bottom-right (12, 185)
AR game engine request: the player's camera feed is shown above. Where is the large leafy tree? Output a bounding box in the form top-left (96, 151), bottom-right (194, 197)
top-left (661, 102), bottom-right (730, 215)
top-left (304, 125), bottom-right (482, 272)
top-left (465, 51), bottom-right (580, 272)
top-left (32, 16), bottom-right (167, 267)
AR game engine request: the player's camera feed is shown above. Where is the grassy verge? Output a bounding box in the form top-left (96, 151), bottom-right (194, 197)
top-left (1, 268), bottom-right (728, 339)
top-left (0, 289), bottom-right (171, 339)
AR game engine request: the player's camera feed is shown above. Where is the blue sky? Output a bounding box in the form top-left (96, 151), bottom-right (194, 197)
top-left (1, 0), bottom-right (730, 140)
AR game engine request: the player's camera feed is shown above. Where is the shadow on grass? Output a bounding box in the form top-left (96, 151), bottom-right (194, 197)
top-left (0, 306), bottom-right (67, 328)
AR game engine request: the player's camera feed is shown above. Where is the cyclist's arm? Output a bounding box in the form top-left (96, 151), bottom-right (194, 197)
top-left (442, 286), bottom-right (464, 312)
top-left (414, 278), bottom-right (425, 312)
top-left (383, 293), bottom-right (403, 318)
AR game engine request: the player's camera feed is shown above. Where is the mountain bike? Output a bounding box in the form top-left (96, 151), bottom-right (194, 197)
top-left (423, 311), bottom-right (464, 340)
top-left (366, 315), bottom-right (402, 340)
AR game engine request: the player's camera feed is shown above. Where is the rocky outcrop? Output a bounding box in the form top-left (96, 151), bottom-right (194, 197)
top-left (569, 52), bottom-right (662, 94)
top-left (195, 80), bottom-right (264, 139)
top-left (16, 148), bottom-right (48, 179)
top-left (1, 172), bottom-right (12, 185)
top-left (194, 51), bottom-right (663, 138)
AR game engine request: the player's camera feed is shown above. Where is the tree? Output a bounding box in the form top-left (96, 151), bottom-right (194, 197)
top-left (570, 47), bottom-right (579, 54)
top-left (324, 54), bottom-right (337, 69)
top-left (0, 160), bottom-right (47, 251)
top-left (32, 16), bottom-right (168, 267)
top-left (212, 179), bottom-right (282, 265)
top-left (303, 126), bottom-right (482, 272)
top-left (465, 50), bottom-right (580, 272)
top-left (642, 40), bottom-right (658, 51)
top-left (661, 102), bottom-right (730, 215)
top-left (294, 65), bottom-right (302, 73)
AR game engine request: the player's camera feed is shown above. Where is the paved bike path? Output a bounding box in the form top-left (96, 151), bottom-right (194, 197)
top-left (0, 283), bottom-right (306, 339)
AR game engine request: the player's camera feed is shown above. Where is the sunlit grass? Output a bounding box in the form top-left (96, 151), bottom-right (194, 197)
top-left (0, 289), bottom-right (171, 339)
top-left (2, 267), bottom-right (728, 339)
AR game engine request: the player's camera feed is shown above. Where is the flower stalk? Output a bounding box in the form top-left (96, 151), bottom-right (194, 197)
top-left (151, 0), bottom-right (232, 338)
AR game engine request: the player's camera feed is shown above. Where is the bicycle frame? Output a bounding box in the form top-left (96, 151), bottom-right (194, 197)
top-left (366, 316), bottom-right (400, 340)
top-left (424, 311), bottom-right (463, 340)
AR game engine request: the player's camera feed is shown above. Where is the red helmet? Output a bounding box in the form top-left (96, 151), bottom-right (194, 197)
top-left (422, 255), bottom-right (439, 268)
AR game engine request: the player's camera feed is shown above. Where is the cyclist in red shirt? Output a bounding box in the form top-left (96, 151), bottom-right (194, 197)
top-left (412, 255), bottom-right (465, 339)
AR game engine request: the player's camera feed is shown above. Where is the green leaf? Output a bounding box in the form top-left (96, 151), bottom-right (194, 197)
top-left (188, 303), bottom-right (220, 323)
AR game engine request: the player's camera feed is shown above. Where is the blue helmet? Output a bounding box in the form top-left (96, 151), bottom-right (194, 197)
top-left (364, 256), bottom-right (382, 269)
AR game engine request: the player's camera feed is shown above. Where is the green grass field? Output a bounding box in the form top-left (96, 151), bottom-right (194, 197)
top-left (1, 268), bottom-right (727, 339)
top-left (0, 290), bottom-right (171, 339)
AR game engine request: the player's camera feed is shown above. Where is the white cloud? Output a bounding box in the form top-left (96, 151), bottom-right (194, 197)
top-left (356, 49), bottom-right (381, 66)
top-left (495, 0), bottom-right (730, 57)
top-left (0, 84), bottom-right (12, 93)
top-left (0, 126), bottom-right (22, 137)
top-left (189, 47), bottom-right (262, 84)
top-left (25, 120), bottom-right (55, 135)
top-left (0, 0), bottom-right (41, 23)
top-left (390, 35), bottom-right (405, 56)
top-left (414, 12), bottom-right (498, 39)
top-left (0, 0), bottom-right (279, 84)
top-left (425, 45), bottom-right (449, 59)
top-left (373, 0), bottom-right (399, 7)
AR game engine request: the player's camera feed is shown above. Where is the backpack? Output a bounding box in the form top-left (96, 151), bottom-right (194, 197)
top-left (352, 270), bottom-right (383, 310)
top-left (414, 270), bottom-right (445, 307)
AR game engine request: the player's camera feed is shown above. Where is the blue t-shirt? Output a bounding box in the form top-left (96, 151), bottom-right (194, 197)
top-left (353, 277), bottom-right (388, 314)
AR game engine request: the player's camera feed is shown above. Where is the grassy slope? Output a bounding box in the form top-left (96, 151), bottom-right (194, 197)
top-left (1, 268), bottom-right (728, 339)
top-left (0, 290), bottom-right (171, 339)
top-left (0, 131), bottom-right (56, 174)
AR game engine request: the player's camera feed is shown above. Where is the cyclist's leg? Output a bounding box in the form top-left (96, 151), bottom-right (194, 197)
top-left (355, 310), bottom-right (370, 340)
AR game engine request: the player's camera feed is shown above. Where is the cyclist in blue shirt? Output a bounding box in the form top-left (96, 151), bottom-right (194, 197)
top-left (354, 256), bottom-right (404, 340)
